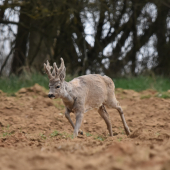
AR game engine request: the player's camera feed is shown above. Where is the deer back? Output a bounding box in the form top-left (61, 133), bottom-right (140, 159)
top-left (69, 74), bottom-right (115, 112)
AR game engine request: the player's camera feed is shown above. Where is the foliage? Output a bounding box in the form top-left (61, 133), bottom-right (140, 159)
top-left (117, 137), bottom-right (123, 142)
top-left (94, 135), bottom-right (106, 141)
top-left (156, 92), bottom-right (170, 99)
top-left (0, 125), bottom-right (14, 138)
top-left (40, 133), bottom-right (46, 139)
top-left (113, 76), bottom-right (170, 92)
top-left (140, 95), bottom-right (151, 99)
top-left (0, 74), bottom-right (169, 94)
top-left (86, 132), bottom-right (92, 137)
top-left (50, 130), bottom-right (59, 137)
top-left (1, 0), bottom-right (170, 76)
top-left (0, 73), bottom-right (49, 94)
top-left (50, 130), bottom-right (73, 139)
top-left (0, 72), bottom-right (73, 94)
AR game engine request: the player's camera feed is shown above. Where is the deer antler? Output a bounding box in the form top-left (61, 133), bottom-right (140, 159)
top-left (53, 62), bottom-right (59, 77)
top-left (60, 58), bottom-right (65, 70)
top-left (44, 60), bottom-right (53, 79)
top-left (53, 58), bottom-right (65, 77)
top-left (51, 62), bottom-right (57, 77)
top-left (44, 58), bottom-right (65, 79)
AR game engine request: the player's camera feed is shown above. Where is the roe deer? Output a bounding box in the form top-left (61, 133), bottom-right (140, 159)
top-left (44, 58), bottom-right (130, 138)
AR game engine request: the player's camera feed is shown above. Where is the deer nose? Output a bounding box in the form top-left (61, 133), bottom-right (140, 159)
top-left (48, 94), bottom-right (55, 98)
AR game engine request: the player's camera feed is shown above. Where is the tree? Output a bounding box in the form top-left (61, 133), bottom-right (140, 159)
top-left (11, 4), bottom-right (30, 74)
top-left (1, 0), bottom-right (170, 77)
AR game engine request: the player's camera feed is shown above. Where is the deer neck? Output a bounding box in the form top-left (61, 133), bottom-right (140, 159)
top-left (60, 81), bottom-right (74, 109)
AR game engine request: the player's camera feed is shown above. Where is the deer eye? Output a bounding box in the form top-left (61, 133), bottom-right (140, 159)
top-left (56, 85), bottom-right (60, 89)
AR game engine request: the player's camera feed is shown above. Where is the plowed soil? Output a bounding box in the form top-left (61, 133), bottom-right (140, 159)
top-left (0, 84), bottom-right (170, 170)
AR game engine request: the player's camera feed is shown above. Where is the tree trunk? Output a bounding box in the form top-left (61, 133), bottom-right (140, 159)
top-left (11, 5), bottom-right (30, 75)
top-left (27, 30), bottom-right (52, 71)
top-left (154, 3), bottom-right (170, 75)
top-left (131, 1), bottom-right (137, 75)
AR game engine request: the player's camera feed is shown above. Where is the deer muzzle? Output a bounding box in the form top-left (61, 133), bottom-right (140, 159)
top-left (48, 94), bottom-right (55, 98)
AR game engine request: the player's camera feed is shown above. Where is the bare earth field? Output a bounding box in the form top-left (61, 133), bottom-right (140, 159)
top-left (0, 84), bottom-right (170, 170)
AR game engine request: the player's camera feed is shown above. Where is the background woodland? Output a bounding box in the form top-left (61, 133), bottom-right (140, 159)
top-left (0, 0), bottom-right (170, 77)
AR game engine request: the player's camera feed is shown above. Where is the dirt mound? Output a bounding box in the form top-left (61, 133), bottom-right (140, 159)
top-left (0, 90), bottom-right (6, 96)
top-left (0, 85), bottom-right (170, 170)
top-left (140, 89), bottom-right (157, 95)
top-left (116, 88), bottom-right (140, 100)
top-left (16, 83), bottom-right (47, 97)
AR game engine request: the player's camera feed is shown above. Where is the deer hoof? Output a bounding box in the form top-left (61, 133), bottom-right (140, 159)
top-left (79, 130), bottom-right (83, 135)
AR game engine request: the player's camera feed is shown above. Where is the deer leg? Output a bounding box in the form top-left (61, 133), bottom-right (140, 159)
top-left (116, 105), bottom-right (130, 135)
top-left (65, 109), bottom-right (75, 129)
top-left (65, 108), bottom-right (83, 135)
top-left (98, 105), bottom-right (113, 136)
top-left (73, 112), bottom-right (83, 138)
top-left (107, 94), bottom-right (130, 136)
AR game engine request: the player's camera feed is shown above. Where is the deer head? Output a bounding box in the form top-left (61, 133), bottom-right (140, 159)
top-left (44, 58), bottom-right (66, 98)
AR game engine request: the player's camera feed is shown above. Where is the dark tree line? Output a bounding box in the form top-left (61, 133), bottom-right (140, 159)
top-left (0, 0), bottom-right (170, 77)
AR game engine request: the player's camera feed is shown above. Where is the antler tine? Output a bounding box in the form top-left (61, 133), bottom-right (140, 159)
top-left (52, 62), bottom-right (59, 77)
top-left (60, 58), bottom-right (65, 68)
top-left (46, 60), bottom-right (53, 70)
top-left (58, 58), bottom-right (65, 74)
top-left (53, 62), bottom-right (59, 72)
top-left (44, 60), bottom-right (53, 79)
top-left (52, 65), bottom-right (56, 77)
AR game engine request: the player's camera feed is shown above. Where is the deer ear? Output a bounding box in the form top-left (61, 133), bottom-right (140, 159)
top-left (59, 67), bottom-right (66, 82)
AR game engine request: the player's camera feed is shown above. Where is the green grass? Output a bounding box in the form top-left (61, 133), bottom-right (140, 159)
top-left (0, 73), bottom-right (49, 94)
top-left (0, 73), bottom-right (73, 94)
top-left (40, 133), bottom-right (47, 139)
top-left (155, 92), bottom-right (170, 99)
top-left (94, 135), bottom-right (106, 141)
top-left (140, 95), bottom-right (151, 99)
top-left (0, 73), bottom-right (169, 94)
top-left (117, 137), bottom-right (123, 142)
top-left (86, 132), bottom-right (92, 137)
top-left (50, 130), bottom-right (59, 137)
top-left (0, 125), bottom-right (14, 138)
top-left (113, 76), bottom-right (170, 92)
top-left (50, 130), bottom-right (73, 139)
